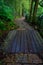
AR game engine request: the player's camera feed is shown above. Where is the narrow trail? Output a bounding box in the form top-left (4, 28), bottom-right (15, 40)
top-left (15, 17), bottom-right (33, 30)
top-left (4, 17), bottom-right (43, 64)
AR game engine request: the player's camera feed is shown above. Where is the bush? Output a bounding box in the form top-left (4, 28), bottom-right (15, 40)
top-left (0, 2), bottom-right (19, 31)
top-left (0, 20), bottom-right (7, 30)
top-left (0, 2), bottom-right (14, 22)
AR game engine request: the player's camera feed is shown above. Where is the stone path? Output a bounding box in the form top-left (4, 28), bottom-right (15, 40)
top-left (4, 17), bottom-right (43, 64)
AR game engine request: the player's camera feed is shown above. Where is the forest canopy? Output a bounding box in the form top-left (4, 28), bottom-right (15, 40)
top-left (2, 0), bottom-right (43, 17)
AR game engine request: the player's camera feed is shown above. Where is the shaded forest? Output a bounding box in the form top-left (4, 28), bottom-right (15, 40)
top-left (0, 0), bottom-right (43, 64)
top-left (0, 0), bottom-right (43, 37)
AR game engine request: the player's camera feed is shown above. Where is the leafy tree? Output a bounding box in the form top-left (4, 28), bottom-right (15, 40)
top-left (39, 0), bottom-right (43, 7)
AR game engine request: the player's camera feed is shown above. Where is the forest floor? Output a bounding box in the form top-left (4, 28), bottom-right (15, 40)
top-left (3, 17), bottom-right (43, 64)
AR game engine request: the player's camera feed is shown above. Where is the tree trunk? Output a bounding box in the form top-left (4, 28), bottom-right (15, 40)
top-left (22, 4), bottom-right (24, 16)
top-left (29, 0), bottom-right (33, 22)
top-left (32, 0), bottom-right (39, 24)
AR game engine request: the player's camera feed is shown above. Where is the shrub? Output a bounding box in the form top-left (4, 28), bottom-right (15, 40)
top-left (0, 20), bottom-right (7, 30)
top-left (0, 3), bottom-right (14, 22)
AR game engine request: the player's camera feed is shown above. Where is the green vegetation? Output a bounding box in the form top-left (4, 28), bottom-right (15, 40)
top-left (0, 0), bottom-right (19, 31)
top-left (25, 0), bottom-right (43, 37)
top-left (0, 0), bottom-right (30, 31)
top-left (0, 5), bottom-right (14, 21)
top-left (0, 0), bottom-right (43, 37)
top-left (36, 1), bottom-right (43, 37)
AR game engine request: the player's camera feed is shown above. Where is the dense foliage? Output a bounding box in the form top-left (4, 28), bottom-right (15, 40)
top-left (4, 0), bottom-right (30, 17)
top-left (0, 0), bottom-right (43, 37)
top-left (0, 0), bottom-right (30, 30)
top-left (24, 0), bottom-right (43, 37)
top-left (0, 0), bottom-right (18, 31)
top-left (35, 1), bottom-right (43, 37)
top-left (0, 5), bottom-right (14, 21)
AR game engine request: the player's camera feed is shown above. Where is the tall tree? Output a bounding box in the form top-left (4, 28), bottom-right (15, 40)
top-left (29, 0), bottom-right (33, 22)
top-left (32, 0), bottom-right (39, 24)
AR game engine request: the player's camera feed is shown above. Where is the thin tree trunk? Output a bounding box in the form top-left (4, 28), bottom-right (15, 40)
top-left (19, 4), bottom-right (22, 16)
top-left (29, 0), bottom-right (33, 22)
top-left (22, 4), bottom-right (24, 16)
top-left (32, 0), bottom-right (39, 24)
